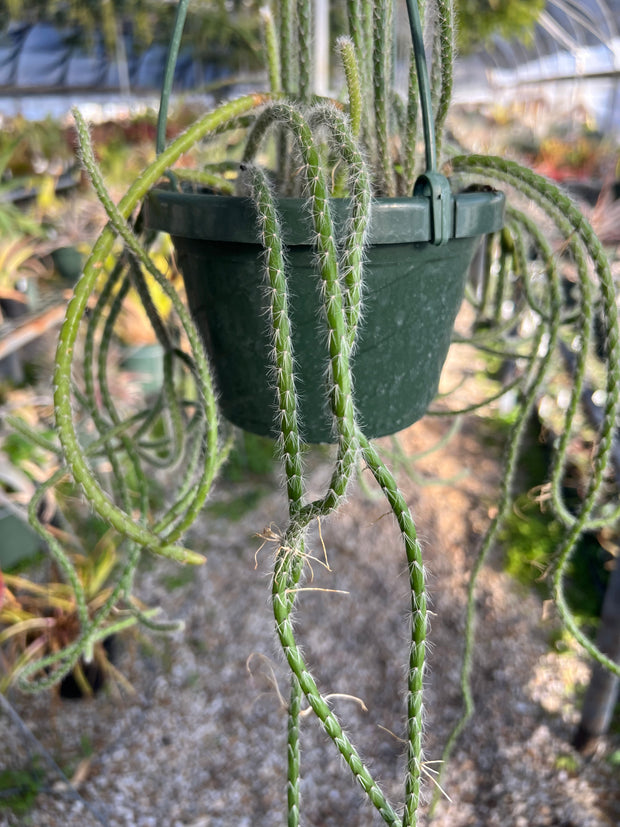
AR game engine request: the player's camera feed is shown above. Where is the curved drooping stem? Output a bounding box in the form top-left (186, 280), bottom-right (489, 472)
top-left (450, 158), bottom-right (620, 671)
top-left (242, 97), bottom-right (430, 824)
top-left (53, 97), bottom-right (266, 565)
top-left (18, 86), bottom-right (426, 819)
top-left (360, 435), bottom-right (427, 826)
top-left (432, 155), bottom-right (620, 811)
top-left (432, 0), bottom-right (454, 157)
top-left (243, 110), bottom-right (403, 822)
top-left (13, 96), bottom-right (266, 689)
top-left (243, 101), bottom-right (362, 514)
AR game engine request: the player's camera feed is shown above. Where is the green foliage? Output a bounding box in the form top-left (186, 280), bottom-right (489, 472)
top-left (1, 0), bottom-right (264, 70)
top-left (222, 432), bottom-right (278, 482)
top-left (501, 496), bottom-right (563, 593)
top-left (455, 0), bottom-right (545, 54)
top-left (554, 753), bottom-right (580, 774)
top-left (2, 432), bottom-right (39, 466)
top-left (206, 487), bottom-right (266, 521)
top-left (500, 496), bottom-right (611, 629)
top-left (160, 568), bottom-right (196, 591)
top-left (0, 757), bottom-right (44, 816)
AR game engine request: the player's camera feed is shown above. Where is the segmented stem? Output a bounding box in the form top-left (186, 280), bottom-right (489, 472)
top-left (19, 99), bottom-right (270, 688)
top-left (297, 0), bottom-right (312, 103)
top-left (403, 51), bottom-right (420, 194)
top-left (244, 108), bottom-right (397, 820)
top-left (260, 5), bottom-right (282, 94)
top-left (432, 0), bottom-right (454, 157)
top-left (244, 163), bottom-right (305, 513)
top-left (434, 230), bottom-right (561, 811)
top-left (360, 435), bottom-right (427, 827)
top-left (279, 0), bottom-right (296, 95)
top-left (287, 676), bottom-right (302, 827)
top-left (336, 36), bottom-right (362, 140)
top-left (452, 155), bottom-right (620, 530)
top-left (433, 155), bottom-right (620, 811)
top-left (272, 561), bottom-right (400, 824)
top-left (373, 0), bottom-right (395, 195)
top-left (17, 10), bottom-right (619, 824)
top-left (346, 0), bottom-right (371, 142)
top-left (61, 107), bottom-right (248, 562)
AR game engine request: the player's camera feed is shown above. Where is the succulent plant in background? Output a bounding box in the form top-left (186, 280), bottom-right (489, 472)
top-left (0, 535), bottom-right (134, 698)
top-left (0, 139), bottom-right (49, 321)
top-left (3, 0), bottom-right (619, 824)
top-left (0, 425), bottom-right (161, 698)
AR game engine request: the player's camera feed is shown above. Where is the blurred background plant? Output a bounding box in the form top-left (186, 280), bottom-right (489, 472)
top-left (0, 534), bottom-right (132, 698)
top-left (455, 0), bottom-right (546, 54)
top-left (0, 0), bottom-right (267, 80)
top-left (0, 412), bottom-right (151, 699)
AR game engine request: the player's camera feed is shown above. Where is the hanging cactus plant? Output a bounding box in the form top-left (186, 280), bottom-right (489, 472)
top-left (2, 1), bottom-right (619, 825)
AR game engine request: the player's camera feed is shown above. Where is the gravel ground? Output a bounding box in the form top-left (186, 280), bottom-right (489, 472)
top-left (2, 412), bottom-right (619, 827)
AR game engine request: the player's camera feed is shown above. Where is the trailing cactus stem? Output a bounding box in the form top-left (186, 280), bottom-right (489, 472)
top-left (346, 0), bottom-right (370, 139)
top-left (278, 0), bottom-right (295, 94)
top-left (360, 435), bottom-right (426, 825)
top-left (287, 677), bottom-right (302, 827)
top-left (55, 104), bottom-right (267, 564)
top-left (244, 161), bottom-right (309, 822)
top-left (431, 0), bottom-right (455, 157)
top-left (372, 0), bottom-right (395, 195)
top-left (431, 162), bottom-right (604, 811)
top-left (260, 5), bottom-right (282, 94)
top-left (432, 0), bottom-right (455, 156)
top-left (297, 0), bottom-right (312, 103)
top-left (243, 163), bottom-right (304, 511)
top-left (272, 563), bottom-right (400, 825)
top-left (243, 98), bottom-right (408, 822)
top-left (306, 103), bottom-right (370, 345)
top-left (336, 36), bottom-right (362, 140)
top-left (361, 0), bottom-right (374, 141)
top-left (403, 54), bottom-right (420, 194)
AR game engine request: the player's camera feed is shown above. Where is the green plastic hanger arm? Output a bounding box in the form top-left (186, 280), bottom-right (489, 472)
top-left (156, 0), bottom-right (191, 155)
top-left (405, 0), bottom-right (452, 244)
top-left (405, 0), bottom-right (436, 174)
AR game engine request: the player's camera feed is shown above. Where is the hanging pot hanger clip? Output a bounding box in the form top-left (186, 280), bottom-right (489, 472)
top-left (413, 171), bottom-right (452, 247)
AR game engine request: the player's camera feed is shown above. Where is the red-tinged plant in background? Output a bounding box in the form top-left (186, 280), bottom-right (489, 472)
top-left (0, 534), bottom-right (148, 696)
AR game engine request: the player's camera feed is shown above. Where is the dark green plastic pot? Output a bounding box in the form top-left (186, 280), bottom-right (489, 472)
top-left (0, 510), bottom-right (41, 569)
top-left (144, 188), bottom-right (504, 443)
top-left (51, 245), bottom-right (84, 283)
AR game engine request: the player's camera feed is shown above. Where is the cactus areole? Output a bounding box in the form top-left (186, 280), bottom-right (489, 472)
top-left (144, 188), bottom-right (504, 442)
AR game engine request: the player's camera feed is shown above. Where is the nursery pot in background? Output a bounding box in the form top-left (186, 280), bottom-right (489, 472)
top-left (119, 344), bottom-right (165, 394)
top-left (144, 188), bottom-right (504, 443)
top-left (51, 245), bottom-right (84, 284)
top-left (0, 508), bottom-right (42, 570)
